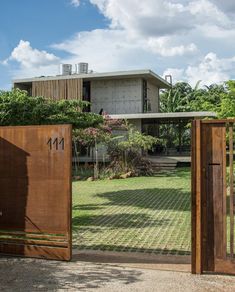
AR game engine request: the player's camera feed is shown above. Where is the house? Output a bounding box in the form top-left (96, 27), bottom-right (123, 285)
top-left (14, 66), bottom-right (170, 114)
top-left (13, 65), bottom-right (216, 163)
top-left (13, 65), bottom-right (215, 127)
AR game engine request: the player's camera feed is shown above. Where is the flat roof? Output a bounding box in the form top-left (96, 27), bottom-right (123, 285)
top-left (109, 111), bottom-right (217, 120)
top-left (13, 69), bottom-right (171, 89)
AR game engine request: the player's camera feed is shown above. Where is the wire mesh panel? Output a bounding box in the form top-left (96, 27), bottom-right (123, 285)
top-left (0, 125), bottom-right (72, 261)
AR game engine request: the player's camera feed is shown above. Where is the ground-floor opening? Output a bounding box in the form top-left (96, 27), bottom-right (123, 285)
top-left (72, 166), bottom-right (192, 269)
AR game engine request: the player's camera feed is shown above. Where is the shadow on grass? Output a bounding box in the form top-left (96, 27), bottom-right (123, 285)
top-left (0, 257), bottom-right (142, 291)
top-left (95, 188), bottom-right (190, 211)
top-left (153, 167), bottom-right (191, 179)
top-left (73, 188), bottom-right (190, 215)
top-left (73, 186), bottom-right (191, 255)
top-left (73, 212), bottom-right (170, 232)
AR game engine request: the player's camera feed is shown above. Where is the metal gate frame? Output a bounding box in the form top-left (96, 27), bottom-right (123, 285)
top-left (192, 119), bottom-right (235, 274)
top-left (0, 125), bottom-right (72, 261)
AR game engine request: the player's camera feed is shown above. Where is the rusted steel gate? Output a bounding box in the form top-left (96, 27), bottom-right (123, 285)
top-left (0, 125), bottom-right (72, 261)
top-left (192, 119), bottom-right (235, 274)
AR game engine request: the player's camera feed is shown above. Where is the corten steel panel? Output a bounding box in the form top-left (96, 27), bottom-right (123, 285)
top-left (201, 124), bottom-right (227, 271)
top-left (0, 125), bottom-right (72, 260)
top-left (192, 120), bottom-right (235, 275)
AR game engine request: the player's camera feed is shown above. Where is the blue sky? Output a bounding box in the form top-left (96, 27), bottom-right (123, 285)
top-left (1, 0), bottom-right (235, 89)
top-left (0, 0), bottom-right (106, 88)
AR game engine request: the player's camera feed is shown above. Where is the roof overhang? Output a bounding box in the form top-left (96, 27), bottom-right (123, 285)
top-left (13, 69), bottom-right (171, 89)
top-left (109, 111), bottom-right (217, 122)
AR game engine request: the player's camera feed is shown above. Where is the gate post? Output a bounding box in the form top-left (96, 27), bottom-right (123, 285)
top-left (191, 120), bottom-right (202, 274)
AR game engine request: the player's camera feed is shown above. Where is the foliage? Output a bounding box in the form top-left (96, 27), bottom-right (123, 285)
top-left (218, 81), bottom-right (235, 119)
top-left (73, 125), bottom-right (112, 147)
top-left (160, 81), bottom-right (233, 117)
top-left (72, 113), bottom-right (124, 147)
top-left (159, 82), bottom-right (201, 150)
top-left (160, 82), bottom-right (194, 113)
top-left (118, 126), bottom-right (159, 152)
top-left (190, 83), bottom-right (227, 113)
top-left (106, 123), bottom-right (159, 176)
top-left (0, 89), bottom-right (103, 128)
top-left (72, 114), bottom-right (130, 179)
top-left (159, 81), bottom-right (235, 151)
top-left (73, 118), bottom-right (158, 178)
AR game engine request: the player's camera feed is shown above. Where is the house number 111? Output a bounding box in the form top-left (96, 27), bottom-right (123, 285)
top-left (47, 138), bottom-right (65, 150)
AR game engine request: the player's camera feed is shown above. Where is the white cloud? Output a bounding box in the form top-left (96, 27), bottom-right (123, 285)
top-left (4, 40), bottom-right (59, 69)
top-left (162, 68), bottom-right (185, 83)
top-left (90, 0), bottom-right (233, 37)
top-left (2, 40), bottom-right (60, 80)
top-left (197, 24), bottom-right (235, 39)
top-left (52, 28), bottom-right (198, 65)
top-left (3, 0), bottom-right (235, 86)
top-left (147, 37), bottom-right (197, 57)
top-left (185, 53), bottom-right (235, 85)
top-left (164, 53), bottom-right (235, 87)
top-left (188, 0), bottom-right (230, 25)
top-left (90, 0), bottom-right (193, 36)
top-left (52, 29), bottom-right (154, 71)
top-left (210, 0), bottom-right (235, 14)
top-left (70, 0), bottom-right (80, 7)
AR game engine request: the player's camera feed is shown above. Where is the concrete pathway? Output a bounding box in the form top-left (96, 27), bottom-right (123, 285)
top-left (1, 252), bottom-right (235, 291)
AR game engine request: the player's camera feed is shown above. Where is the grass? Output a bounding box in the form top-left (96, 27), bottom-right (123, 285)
top-left (72, 167), bottom-right (191, 255)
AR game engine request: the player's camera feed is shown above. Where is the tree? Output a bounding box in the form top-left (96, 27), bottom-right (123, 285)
top-left (160, 82), bottom-right (198, 113)
top-left (160, 82), bottom-right (197, 151)
top-left (0, 88), bottom-right (108, 178)
top-left (106, 123), bottom-right (159, 176)
top-left (190, 83), bottom-right (227, 113)
top-left (159, 81), bottom-right (235, 152)
top-left (0, 89), bottom-right (103, 128)
top-left (218, 81), bottom-right (235, 119)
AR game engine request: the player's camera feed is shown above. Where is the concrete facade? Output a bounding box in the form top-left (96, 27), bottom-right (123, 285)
top-left (147, 80), bottom-right (159, 113)
top-left (90, 78), bottom-right (160, 116)
top-left (90, 78), bottom-right (143, 115)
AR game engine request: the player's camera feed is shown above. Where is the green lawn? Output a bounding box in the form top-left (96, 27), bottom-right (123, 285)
top-left (72, 168), bottom-right (191, 255)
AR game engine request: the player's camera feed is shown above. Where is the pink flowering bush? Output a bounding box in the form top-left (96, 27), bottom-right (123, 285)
top-left (73, 112), bottom-right (125, 147)
top-left (73, 112), bottom-right (159, 178)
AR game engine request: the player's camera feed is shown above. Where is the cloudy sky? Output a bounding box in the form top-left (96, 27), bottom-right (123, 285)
top-left (1, 0), bottom-right (235, 89)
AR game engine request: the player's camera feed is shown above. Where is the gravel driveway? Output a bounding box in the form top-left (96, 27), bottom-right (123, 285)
top-left (1, 253), bottom-right (235, 292)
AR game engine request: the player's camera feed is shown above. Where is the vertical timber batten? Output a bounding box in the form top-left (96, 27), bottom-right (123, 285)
top-left (229, 124), bottom-right (234, 259)
top-left (32, 78), bottom-right (83, 101)
top-left (192, 120), bottom-right (202, 274)
top-left (222, 125), bottom-right (227, 262)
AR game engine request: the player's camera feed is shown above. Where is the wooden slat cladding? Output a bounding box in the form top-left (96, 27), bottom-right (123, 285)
top-left (67, 78), bottom-right (83, 100)
top-left (32, 78), bottom-right (83, 100)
